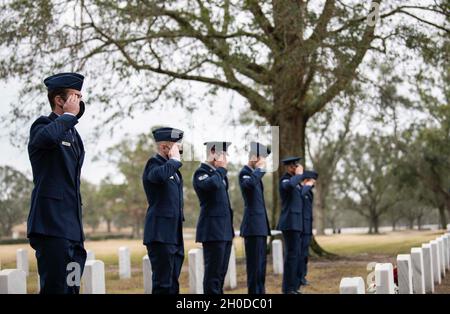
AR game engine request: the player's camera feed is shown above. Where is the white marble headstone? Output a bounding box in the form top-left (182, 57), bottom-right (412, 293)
top-left (442, 235), bottom-right (450, 270)
top-left (339, 277), bottom-right (365, 294)
top-left (430, 240), bottom-right (441, 284)
top-left (396, 254), bottom-right (413, 294)
top-left (437, 238), bottom-right (446, 277)
top-left (0, 269), bottom-right (27, 294)
top-left (16, 248), bottom-right (29, 276)
top-left (224, 245), bottom-right (237, 289)
top-left (410, 248), bottom-right (425, 294)
top-left (421, 244), bottom-right (434, 293)
top-left (142, 255), bottom-right (152, 294)
top-left (375, 263), bottom-right (395, 294)
top-left (118, 246), bottom-right (131, 279)
top-left (272, 239), bottom-right (283, 275)
top-left (188, 248), bottom-right (204, 294)
top-left (83, 260), bottom-right (106, 294)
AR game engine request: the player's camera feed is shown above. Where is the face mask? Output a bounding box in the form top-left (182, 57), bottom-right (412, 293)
top-left (174, 143), bottom-right (183, 155)
top-left (77, 101), bottom-right (85, 119)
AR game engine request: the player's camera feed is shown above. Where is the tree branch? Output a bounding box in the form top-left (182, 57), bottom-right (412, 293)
top-left (307, 0), bottom-right (380, 117)
top-left (244, 0), bottom-right (277, 48)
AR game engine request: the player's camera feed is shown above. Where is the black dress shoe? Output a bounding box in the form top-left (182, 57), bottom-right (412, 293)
top-left (285, 290), bottom-right (300, 294)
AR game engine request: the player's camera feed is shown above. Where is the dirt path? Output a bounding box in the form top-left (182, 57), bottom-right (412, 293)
top-left (434, 270), bottom-right (450, 294)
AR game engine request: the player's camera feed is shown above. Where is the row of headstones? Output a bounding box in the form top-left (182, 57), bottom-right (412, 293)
top-left (340, 233), bottom-right (450, 294)
top-left (0, 239), bottom-right (286, 294)
top-left (0, 247), bottom-right (127, 294)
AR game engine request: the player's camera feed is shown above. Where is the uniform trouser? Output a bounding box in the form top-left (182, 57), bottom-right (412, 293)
top-left (146, 241), bottom-right (184, 294)
top-left (299, 234), bottom-right (312, 285)
top-left (244, 236), bottom-right (267, 294)
top-left (29, 234), bottom-right (86, 294)
top-left (281, 231), bottom-right (303, 293)
top-left (202, 241), bottom-right (232, 294)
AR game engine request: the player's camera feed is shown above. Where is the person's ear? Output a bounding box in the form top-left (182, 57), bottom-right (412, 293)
top-left (207, 151), bottom-right (215, 162)
top-left (54, 95), bottom-right (64, 108)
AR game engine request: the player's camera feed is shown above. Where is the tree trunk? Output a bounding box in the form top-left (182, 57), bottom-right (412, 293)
top-left (270, 107), bottom-right (333, 257)
top-left (373, 215), bottom-right (379, 234)
top-left (438, 205), bottom-right (448, 230)
top-left (408, 218), bottom-right (414, 230)
top-left (368, 218), bottom-right (373, 234)
top-left (270, 172), bottom-right (279, 231)
top-left (106, 220), bottom-right (112, 233)
top-left (268, 4), bottom-right (334, 255)
top-left (314, 182), bottom-right (326, 235)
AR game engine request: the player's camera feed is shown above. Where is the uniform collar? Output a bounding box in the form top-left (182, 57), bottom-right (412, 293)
top-left (49, 112), bottom-right (58, 121)
top-left (244, 165), bottom-right (254, 172)
top-left (202, 162), bottom-right (216, 171)
top-left (155, 153), bottom-right (168, 162)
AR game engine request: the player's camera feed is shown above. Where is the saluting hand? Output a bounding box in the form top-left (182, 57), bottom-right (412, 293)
top-left (168, 143), bottom-right (181, 160)
top-left (255, 157), bottom-right (266, 169)
top-left (63, 94), bottom-right (80, 116)
top-left (215, 153), bottom-right (228, 169)
top-left (295, 164), bottom-right (304, 175)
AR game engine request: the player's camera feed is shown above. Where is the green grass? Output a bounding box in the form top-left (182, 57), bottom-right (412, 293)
top-left (317, 230), bottom-right (443, 256)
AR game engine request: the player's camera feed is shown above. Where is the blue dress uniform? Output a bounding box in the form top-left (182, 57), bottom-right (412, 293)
top-left (142, 127), bottom-right (184, 294)
top-left (299, 170), bottom-right (318, 286)
top-left (276, 157), bottom-right (305, 294)
top-left (27, 73), bottom-right (87, 294)
top-left (239, 142), bottom-right (271, 294)
top-left (193, 141), bottom-right (234, 294)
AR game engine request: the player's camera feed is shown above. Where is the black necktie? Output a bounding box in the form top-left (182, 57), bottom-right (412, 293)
top-left (69, 129), bottom-right (80, 158)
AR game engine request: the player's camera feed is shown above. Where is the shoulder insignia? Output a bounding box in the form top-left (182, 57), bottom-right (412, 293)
top-left (198, 174), bottom-right (209, 181)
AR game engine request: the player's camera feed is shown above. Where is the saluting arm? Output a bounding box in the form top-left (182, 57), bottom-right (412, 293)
top-left (29, 114), bottom-right (78, 149)
top-left (240, 168), bottom-right (265, 190)
top-left (146, 159), bottom-right (182, 184)
top-left (301, 185), bottom-right (313, 196)
top-left (280, 175), bottom-right (303, 190)
top-left (195, 167), bottom-right (227, 191)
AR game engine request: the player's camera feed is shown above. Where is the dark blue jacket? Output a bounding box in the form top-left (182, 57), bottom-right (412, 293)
top-left (238, 165), bottom-right (270, 237)
top-left (193, 163), bottom-right (234, 242)
top-left (27, 112), bottom-right (85, 242)
top-left (276, 172), bottom-right (304, 232)
top-left (142, 154), bottom-right (184, 245)
top-left (302, 185), bottom-right (314, 234)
